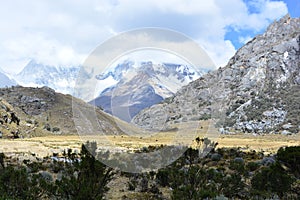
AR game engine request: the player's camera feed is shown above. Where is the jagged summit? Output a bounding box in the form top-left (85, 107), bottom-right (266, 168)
top-left (133, 15), bottom-right (300, 134)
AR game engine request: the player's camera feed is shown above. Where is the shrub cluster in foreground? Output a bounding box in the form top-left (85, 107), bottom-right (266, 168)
top-left (0, 143), bottom-right (300, 199)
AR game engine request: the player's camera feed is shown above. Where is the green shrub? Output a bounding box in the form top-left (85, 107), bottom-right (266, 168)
top-left (246, 161), bottom-right (260, 172)
top-left (277, 146), bottom-right (300, 178)
top-left (221, 173), bottom-right (245, 199)
top-left (53, 143), bottom-right (114, 200)
top-left (251, 163), bottom-right (294, 198)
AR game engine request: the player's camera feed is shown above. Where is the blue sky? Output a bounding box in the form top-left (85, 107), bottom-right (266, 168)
top-left (285, 0), bottom-right (300, 17)
top-left (0, 0), bottom-right (298, 74)
top-left (226, 0), bottom-right (300, 48)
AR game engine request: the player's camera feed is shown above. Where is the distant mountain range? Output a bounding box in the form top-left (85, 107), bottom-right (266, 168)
top-left (14, 60), bottom-right (82, 95)
top-left (0, 59), bottom-right (204, 122)
top-left (91, 60), bottom-right (204, 122)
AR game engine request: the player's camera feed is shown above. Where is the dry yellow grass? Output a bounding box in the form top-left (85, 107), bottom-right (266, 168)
top-left (0, 120), bottom-right (299, 157)
top-left (0, 134), bottom-right (297, 157)
top-left (217, 133), bottom-right (300, 154)
top-left (0, 135), bottom-right (82, 157)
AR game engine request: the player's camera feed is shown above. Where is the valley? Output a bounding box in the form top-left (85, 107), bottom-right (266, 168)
top-left (0, 13), bottom-right (299, 199)
top-left (1, 126), bottom-right (299, 159)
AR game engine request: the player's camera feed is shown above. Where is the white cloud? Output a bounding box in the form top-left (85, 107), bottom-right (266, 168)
top-left (151, 0), bottom-right (219, 15)
top-left (228, 0), bottom-right (288, 31)
top-left (0, 0), bottom-right (289, 74)
top-left (198, 38), bottom-right (237, 68)
top-left (2, 34), bottom-right (87, 73)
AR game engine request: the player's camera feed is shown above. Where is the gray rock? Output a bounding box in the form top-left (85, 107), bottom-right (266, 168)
top-left (282, 123), bottom-right (293, 130)
top-left (261, 157), bottom-right (276, 166)
top-left (281, 130), bottom-right (292, 135)
top-left (39, 171), bottom-right (53, 182)
top-left (133, 15), bottom-right (300, 134)
top-left (214, 195), bottom-right (229, 200)
top-left (234, 157), bottom-right (244, 164)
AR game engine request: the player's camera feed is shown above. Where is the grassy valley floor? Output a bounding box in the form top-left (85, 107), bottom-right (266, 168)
top-left (0, 132), bottom-right (299, 157)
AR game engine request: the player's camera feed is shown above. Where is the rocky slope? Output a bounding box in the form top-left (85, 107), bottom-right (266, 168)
top-left (0, 86), bottom-right (125, 137)
top-left (0, 98), bottom-right (24, 138)
top-left (133, 14), bottom-right (300, 135)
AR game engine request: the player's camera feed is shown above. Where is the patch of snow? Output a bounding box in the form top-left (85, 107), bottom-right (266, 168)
top-left (94, 75), bottom-right (119, 98)
top-left (284, 51), bottom-right (289, 59)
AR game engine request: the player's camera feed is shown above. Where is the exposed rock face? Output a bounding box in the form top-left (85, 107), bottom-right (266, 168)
top-left (0, 98), bottom-right (25, 138)
top-left (0, 86), bottom-right (56, 116)
top-left (133, 14), bottom-right (300, 134)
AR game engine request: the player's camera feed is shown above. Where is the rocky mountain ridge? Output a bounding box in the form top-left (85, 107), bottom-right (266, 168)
top-left (133, 14), bottom-right (300, 135)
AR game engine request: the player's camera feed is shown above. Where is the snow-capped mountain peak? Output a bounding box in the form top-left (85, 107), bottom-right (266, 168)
top-left (91, 60), bottom-right (205, 122)
top-left (95, 60), bottom-right (202, 97)
top-left (0, 69), bottom-right (17, 88)
top-left (11, 58), bottom-right (206, 123)
top-left (15, 60), bottom-right (81, 95)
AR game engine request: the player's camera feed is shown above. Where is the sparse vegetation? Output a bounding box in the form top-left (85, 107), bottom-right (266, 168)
top-left (1, 141), bottom-right (299, 199)
top-left (0, 142), bottom-right (114, 200)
